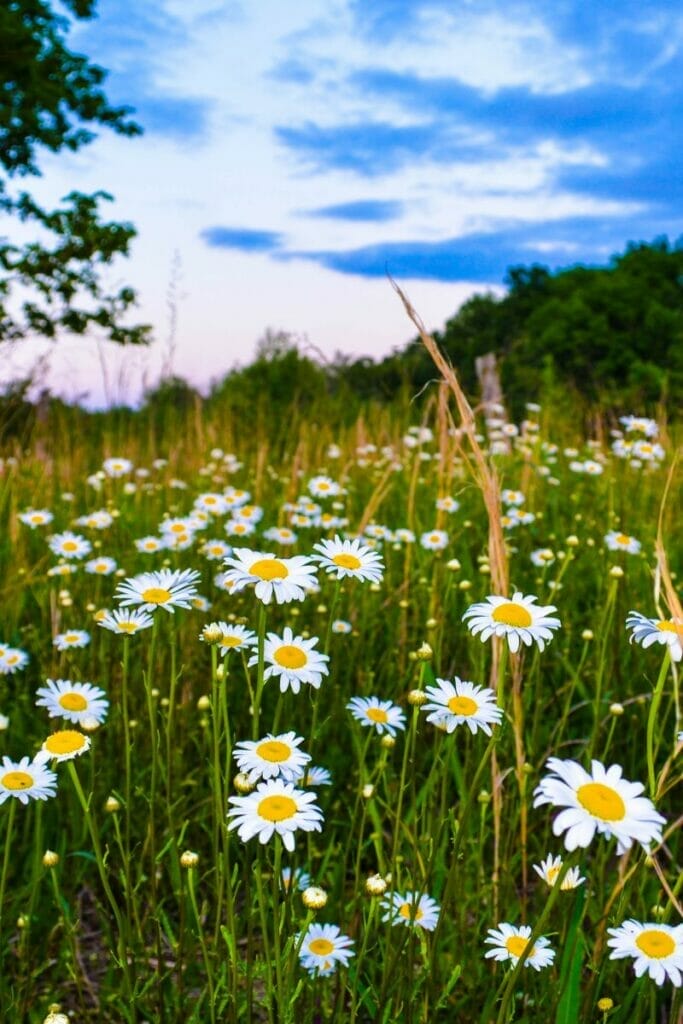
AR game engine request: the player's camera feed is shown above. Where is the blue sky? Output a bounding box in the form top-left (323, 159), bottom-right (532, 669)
top-left (5, 0), bottom-right (682, 404)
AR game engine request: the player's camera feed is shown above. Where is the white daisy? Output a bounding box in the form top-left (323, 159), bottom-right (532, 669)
top-left (463, 592), bottom-right (561, 653)
top-left (76, 509), bottom-right (114, 529)
top-left (227, 778), bottom-right (323, 852)
top-left (532, 854), bottom-right (585, 890)
top-left (102, 457), bottom-right (133, 477)
top-left (501, 490), bottom-right (525, 506)
top-left (530, 548), bottom-right (556, 567)
top-left (381, 891), bottom-right (440, 931)
top-left (40, 729), bottom-right (91, 763)
top-left (225, 519), bottom-right (256, 538)
top-left (48, 531), bottom-right (92, 560)
top-left (97, 608), bottom-right (154, 635)
top-left (332, 619), bottom-right (352, 634)
top-left (281, 866), bottom-right (311, 892)
top-left (222, 549), bottom-right (318, 604)
top-left (607, 920), bottom-right (683, 986)
top-left (297, 765), bottom-right (332, 787)
top-left (533, 757), bottom-right (665, 854)
top-left (0, 647), bottom-right (30, 675)
top-left (194, 493), bottom-right (229, 515)
top-left (223, 488), bottom-right (251, 509)
top-left (620, 416), bottom-right (658, 438)
top-left (18, 508), bottom-right (54, 528)
top-left (53, 630), bottom-right (90, 651)
top-left (0, 755), bottom-right (58, 805)
top-left (233, 504), bottom-right (264, 525)
top-left (262, 526), bottom-right (298, 546)
top-left (36, 679), bottom-right (109, 725)
top-left (604, 530), bottom-right (641, 555)
top-left (484, 923), bottom-right (555, 971)
top-left (233, 732), bottom-right (311, 783)
top-left (421, 678), bottom-right (502, 736)
top-left (85, 556), bottom-right (117, 576)
top-left (202, 539), bottom-right (232, 561)
top-left (254, 628), bottom-right (330, 694)
top-left (313, 535), bottom-right (384, 583)
top-left (298, 923), bottom-right (354, 976)
top-left (115, 568), bottom-right (201, 613)
top-left (420, 529), bottom-right (449, 551)
top-left (626, 611), bottom-right (683, 662)
top-left (308, 476), bottom-right (342, 499)
top-left (134, 536), bottom-right (168, 554)
top-left (436, 496), bottom-right (460, 513)
top-left (347, 696), bottom-right (406, 737)
top-left (200, 621), bottom-right (257, 654)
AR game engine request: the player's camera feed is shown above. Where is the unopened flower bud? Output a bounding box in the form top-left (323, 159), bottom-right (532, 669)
top-left (478, 790), bottom-right (491, 804)
top-left (609, 565), bottom-right (624, 578)
top-left (609, 702), bottom-right (624, 716)
top-left (362, 784), bottom-right (374, 799)
top-left (302, 886), bottom-right (327, 910)
top-left (105, 796), bottom-right (120, 813)
top-left (582, 629), bottom-right (594, 641)
top-left (233, 772), bottom-right (254, 794)
top-left (43, 850), bottom-right (59, 868)
top-left (408, 689), bottom-right (427, 706)
top-left (447, 558), bottom-right (461, 571)
top-left (459, 580), bottom-right (472, 590)
top-left (415, 641), bottom-right (433, 662)
top-left (597, 997), bottom-right (614, 1012)
top-left (197, 695), bottom-right (211, 711)
top-left (365, 873), bottom-right (388, 896)
top-left (381, 735), bottom-right (395, 749)
top-left (425, 618), bottom-right (437, 629)
top-left (180, 850), bottom-right (199, 869)
top-left (200, 623), bottom-right (223, 644)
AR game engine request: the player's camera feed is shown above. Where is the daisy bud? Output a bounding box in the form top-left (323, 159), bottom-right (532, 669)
top-left (114, 568), bottom-right (126, 577)
top-left (197, 695), bottom-right (211, 711)
top-left (609, 565), bottom-right (624, 578)
top-left (408, 651), bottom-right (418, 662)
top-left (478, 789), bottom-right (491, 804)
top-left (609, 703), bottom-right (624, 716)
top-left (381, 735), bottom-right (395, 749)
top-left (370, 583), bottom-right (381, 593)
top-left (180, 850), bottom-right (199, 869)
top-left (459, 580), bottom-right (472, 590)
top-left (44, 1012), bottom-right (69, 1024)
top-left (216, 665), bottom-right (226, 681)
top-left (0, 714), bottom-right (9, 731)
top-left (425, 618), bottom-right (437, 629)
top-left (43, 850), bottom-right (59, 868)
top-left (582, 629), bottom-right (594, 641)
top-left (160, 698), bottom-right (169, 707)
top-left (233, 772), bottom-right (254, 794)
top-left (447, 559), bottom-right (461, 571)
top-left (415, 641), bottom-right (433, 662)
top-left (128, 719), bottom-right (138, 729)
top-left (200, 624), bottom-right (223, 644)
top-left (365, 873), bottom-right (388, 896)
top-left (302, 886), bottom-right (327, 910)
top-left (316, 605), bottom-right (327, 614)
top-left (479, 563), bottom-right (491, 574)
top-left (151, 688), bottom-right (160, 699)
top-left (407, 689), bottom-right (427, 706)
top-left (650, 904), bottom-right (665, 919)
top-left (81, 715), bottom-right (100, 733)
top-left (105, 796), bottom-right (121, 813)
top-left (399, 599), bottom-right (410, 609)
top-left (362, 784), bottom-right (374, 799)
top-left (597, 997), bottom-right (614, 1012)
top-left (86, 602), bottom-right (96, 612)
top-left (17, 915), bottom-right (27, 929)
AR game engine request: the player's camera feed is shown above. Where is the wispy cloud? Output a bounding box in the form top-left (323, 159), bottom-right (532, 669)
top-left (304, 200), bottom-right (404, 222)
top-left (201, 227), bottom-right (285, 252)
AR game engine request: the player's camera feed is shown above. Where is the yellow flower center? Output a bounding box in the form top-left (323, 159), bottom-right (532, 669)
top-left (492, 602), bottom-right (533, 628)
top-left (546, 865), bottom-right (561, 884)
top-left (250, 558), bottom-right (288, 580)
top-left (205, 497), bottom-right (216, 504)
top-left (274, 645), bottom-right (307, 669)
top-left (30, 514), bottom-right (43, 523)
top-left (64, 634), bottom-right (80, 643)
top-left (635, 929), bottom-right (675, 959)
top-left (576, 782), bottom-right (626, 821)
top-left (59, 692), bottom-right (88, 711)
top-left (258, 794), bottom-right (297, 822)
top-left (447, 695), bottom-right (478, 716)
top-left (399, 903), bottom-right (424, 921)
top-left (44, 731), bottom-right (87, 755)
top-left (366, 707), bottom-right (388, 723)
top-left (117, 621), bottom-right (139, 634)
top-left (62, 541), bottom-right (78, 552)
top-left (256, 740), bottom-right (291, 763)
top-left (170, 523), bottom-right (185, 533)
top-left (332, 553), bottom-right (362, 570)
top-left (221, 634), bottom-right (242, 648)
top-left (656, 620), bottom-right (683, 636)
top-left (2, 770), bottom-right (33, 790)
top-left (616, 533), bottom-right (631, 545)
top-left (144, 541), bottom-right (158, 549)
top-left (6, 655), bottom-right (19, 665)
top-left (141, 587), bottom-right (172, 604)
top-left (308, 937), bottom-right (334, 955)
top-left (505, 935), bottom-right (534, 958)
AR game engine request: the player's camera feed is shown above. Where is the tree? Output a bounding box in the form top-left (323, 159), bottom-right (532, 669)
top-left (0, 0), bottom-right (151, 345)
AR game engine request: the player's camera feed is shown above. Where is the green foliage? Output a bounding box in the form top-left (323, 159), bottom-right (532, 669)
top-left (0, 0), bottom-right (150, 345)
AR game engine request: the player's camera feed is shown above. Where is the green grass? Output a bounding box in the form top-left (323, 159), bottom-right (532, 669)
top-left (0, 384), bottom-right (680, 1023)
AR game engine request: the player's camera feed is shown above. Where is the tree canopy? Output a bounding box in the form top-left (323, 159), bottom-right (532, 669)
top-left (0, 0), bottom-right (150, 344)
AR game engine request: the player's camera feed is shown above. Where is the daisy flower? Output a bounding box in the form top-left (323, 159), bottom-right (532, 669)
top-left (18, 508), bottom-right (54, 528)
top-left (102, 457), bottom-right (133, 477)
top-left (227, 778), bottom-right (323, 852)
top-left (604, 530), bottom-right (641, 555)
top-left (626, 611), bottom-right (683, 662)
top-left (97, 608), bottom-right (154, 636)
top-left (85, 556), bottom-right (117, 576)
top-left (48, 531), bottom-right (92, 559)
top-left (53, 630), bottom-right (90, 651)
top-left (436, 496), bottom-right (460, 513)
top-left (347, 696), bottom-right (406, 737)
top-left (233, 504), bottom-right (264, 525)
top-left (308, 475), bottom-right (341, 499)
top-left (501, 489), bottom-right (525, 506)
top-left (620, 416), bottom-right (658, 437)
top-left (40, 730), bottom-right (91, 763)
top-left (202, 539), bottom-right (232, 561)
top-left (421, 677), bottom-right (502, 736)
top-left (607, 920), bottom-right (683, 986)
top-left (0, 647), bottom-right (29, 675)
top-left (281, 866), bottom-right (311, 892)
top-left (463, 592), bottom-right (561, 653)
top-left (200, 621), bottom-right (257, 654)
top-left (194, 493), bottom-right (229, 515)
top-left (484, 923), bottom-right (555, 971)
top-left (76, 510), bottom-right (114, 529)
top-left (313, 535), bottom-right (384, 584)
top-left (36, 679), bottom-right (109, 725)
top-left (381, 891), bottom-right (440, 931)
top-left (115, 568), bottom-right (201, 613)
top-left (225, 519), bottom-right (256, 539)
top-left (394, 528), bottom-right (415, 544)
top-left (233, 732), bottom-right (311, 783)
top-left (420, 529), bottom-right (449, 551)
top-left (0, 755), bottom-right (57, 805)
top-left (531, 548), bottom-right (555, 567)
top-left (298, 923), bottom-right (355, 976)
top-left (298, 765), bottom-right (332, 787)
top-left (222, 549), bottom-right (318, 604)
top-left (262, 526), bottom-right (298, 546)
top-left (533, 757), bottom-right (665, 854)
top-left (332, 619), bottom-right (352, 634)
top-left (254, 628), bottom-right (330, 694)
top-left (134, 536), bottom-right (167, 554)
top-left (532, 854), bottom-right (585, 890)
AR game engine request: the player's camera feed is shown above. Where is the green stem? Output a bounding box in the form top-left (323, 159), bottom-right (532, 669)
top-left (0, 799), bottom-right (17, 936)
top-left (647, 651), bottom-right (671, 798)
top-left (187, 867), bottom-right (216, 1024)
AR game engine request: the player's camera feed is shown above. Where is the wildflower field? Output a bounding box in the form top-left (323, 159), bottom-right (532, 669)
top-left (0, 348), bottom-right (681, 1023)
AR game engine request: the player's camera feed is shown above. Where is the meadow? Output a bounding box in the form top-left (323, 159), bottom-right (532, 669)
top-left (0, 340), bottom-right (680, 1023)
